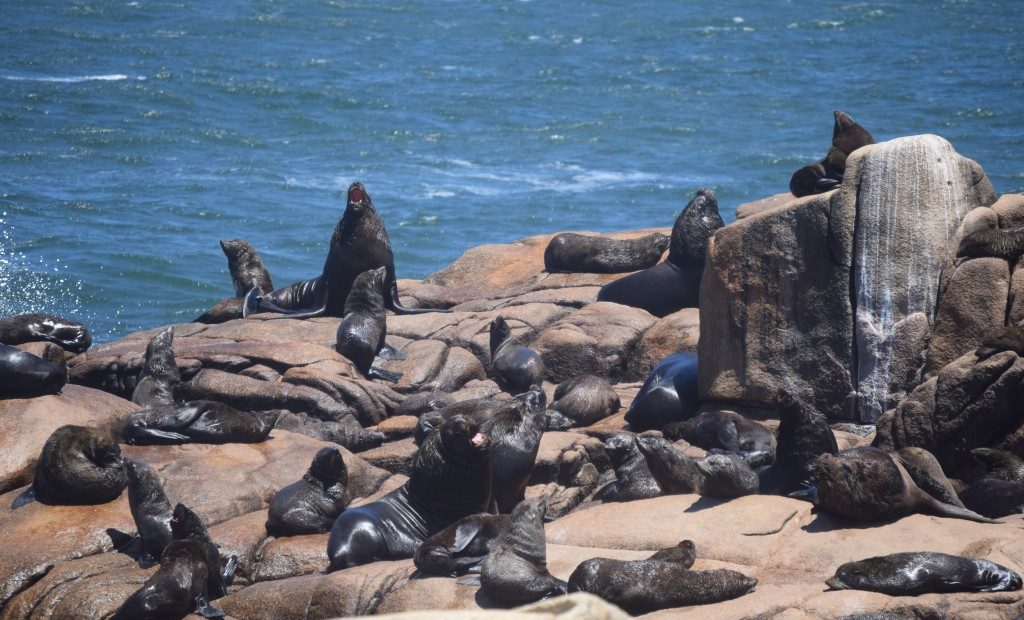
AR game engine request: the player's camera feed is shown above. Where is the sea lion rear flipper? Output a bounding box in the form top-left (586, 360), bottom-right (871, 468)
top-left (925, 497), bottom-right (1000, 524)
top-left (367, 367), bottom-right (403, 383)
top-left (124, 426), bottom-right (192, 444)
top-left (388, 283), bottom-right (451, 315)
top-left (10, 485), bottom-right (36, 509)
top-left (377, 343), bottom-right (406, 361)
top-left (222, 555), bottom-right (238, 586)
top-left (454, 574), bottom-right (482, 586)
top-left (195, 596), bottom-right (226, 618)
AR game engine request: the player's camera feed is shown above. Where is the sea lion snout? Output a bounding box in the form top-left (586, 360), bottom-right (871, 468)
top-left (471, 432), bottom-right (489, 449)
top-left (825, 576), bottom-right (847, 591)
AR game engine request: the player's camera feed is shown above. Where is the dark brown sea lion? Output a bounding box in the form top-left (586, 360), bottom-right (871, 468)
top-left (489, 316), bottom-right (546, 395)
top-left (759, 389), bottom-right (838, 495)
top-left (665, 409), bottom-right (777, 468)
top-left (694, 453), bottom-right (759, 498)
top-left (647, 539), bottom-right (697, 566)
top-left (597, 188), bottom-right (724, 317)
top-left (414, 513), bottom-right (511, 577)
top-left (593, 432), bottom-right (663, 503)
top-left (193, 297), bottom-right (245, 324)
top-left (0, 313), bottom-right (91, 353)
top-left (958, 478), bottom-right (1024, 519)
top-left (635, 436), bottom-right (702, 494)
top-left (0, 342), bottom-right (67, 398)
top-left (480, 497), bottom-right (568, 607)
top-left (789, 110), bottom-right (874, 197)
top-left (958, 227), bottom-right (1024, 263)
top-left (12, 425), bottom-right (126, 509)
top-left (395, 390), bottom-right (455, 418)
top-left (335, 266), bottom-right (402, 382)
top-left (111, 539), bottom-right (224, 620)
top-left (123, 401), bottom-right (278, 445)
top-left (266, 447), bottom-right (348, 537)
top-left (131, 327), bottom-right (179, 407)
top-left (794, 447), bottom-right (996, 524)
top-left (826, 552), bottom-right (1021, 595)
top-left (171, 503), bottom-right (236, 600)
top-left (896, 447), bottom-right (966, 508)
top-left (972, 447), bottom-right (1024, 484)
top-left (976, 322), bottom-right (1024, 359)
top-left (244, 182), bottom-right (447, 318)
top-left (625, 352), bottom-right (699, 432)
top-left (549, 374), bottom-right (620, 427)
top-left (543, 232), bottom-right (669, 274)
top-left (221, 238), bottom-right (273, 298)
top-left (125, 460), bottom-right (174, 566)
top-left (327, 415), bottom-right (492, 570)
top-left (482, 387), bottom-right (548, 514)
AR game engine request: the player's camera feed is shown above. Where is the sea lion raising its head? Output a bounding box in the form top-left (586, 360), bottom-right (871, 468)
top-left (171, 503), bottom-right (237, 600)
top-left (335, 266), bottom-right (402, 382)
top-left (220, 238), bottom-right (274, 298)
top-left (489, 316), bottom-right (546, 395)
top-left (266, 447), bottom-right (349, 537)
top-left (111, 539), bottom-right (225, 620)
top-left (131, 326), bottom-right (180, 408)
top-left (125, 460), bottom-right (174, 566)
top-left (789, 110), bottom-right (874, 198)
top-left (827, 552), bottom-right (1021, 595)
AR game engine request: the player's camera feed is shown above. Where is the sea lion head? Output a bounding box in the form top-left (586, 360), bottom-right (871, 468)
top-left (124, 460), bottom-right (160, 496)
top-left (826, 557), bottom-right (883, 591)
top-left (489, 316), bottom-right (513, 355)
top-left (511, 495), bottom-right (548, 525)
top-left (604, 433), bottom-right (638, 467)
top-left (831, 110), bottom-right (875, 156)
top-left (439, 414), bottom-right (491, 460)
top-left (219, 238), bottom-right (254, 261)
top-left (310, 447), bottom-right (347, 482)
top-left (668, 188), bottom-right (724, 268)
top-left (414, 410), bottom-right (446, 446)
top-left (170, 502), bottom-right (206, 539)
top-left (345, 181), bottom-right (373, 216)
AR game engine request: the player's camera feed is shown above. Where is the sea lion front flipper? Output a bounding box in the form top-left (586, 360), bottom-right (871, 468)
top-left (124, 426), bottom-right (192, 445)
top-left (388, 283), bottom-right (451, 315)
top-left (10, 485), bottom-right (36, 509)
top-left (451, 520), bottom-right (486, 553)
top-left (715, 420), bottom-right (742, 454)
top-left (367, 367), bottom-right (403, 383)
top-left (377, 343), bottom-right (406, 361)
top-left (195, 596), bottom-right (226, 618)
top-left (815, 177), bottom-right (841, 192)
top-left (222, 555), bottom-right (239, 586)
top-left (455, 574), bottom-right (482, 586)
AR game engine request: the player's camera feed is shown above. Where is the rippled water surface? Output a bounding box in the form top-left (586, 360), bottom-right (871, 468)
top-left (2, 0), bottom-right (1022, 342)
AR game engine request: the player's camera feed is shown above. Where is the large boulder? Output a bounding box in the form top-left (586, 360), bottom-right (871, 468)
top-left (700, 135), bottom-right (997, 421)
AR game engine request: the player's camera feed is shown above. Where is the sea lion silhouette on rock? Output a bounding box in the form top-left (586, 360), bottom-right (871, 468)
top-left (266, 447), bottom-right (348, 537)
top-left (126, 460), bottom-right (174, 566)
top-left (480, 497), bottom-right (568, 607)
top-left (111, 539), bottom-right (225, 620)
top-left (244, 181), bottom-right (448, 318)
top-left (12, 425), bottom-right (126, 508)
top-left (123, 401), bottom-right (278, 445)
top-left (594, 433), bottom-right (663, 502)
top-left (543, 232), bottom-right (669, 274)
top-left (489, 316), bottom-right (546, 395)
top-left (549, 374), bottom-right (620, 427)
top-left (195, 239), bottom-right (276, 324)
top-left (826, 552), bottom-right (1022, 595)
top-left (0, 342), bottom-right (67, 398)
top-left (0, 313), bottom-right (91, 353)
top-left (132, 327), bottom-right (179, 407)
top-left (335, 266), bottom-right (402, 382)
top-left (414, 513), bottom-right (511, 577)
top-left (625, 352), bottom-right (699, 432)
top-left (597, 188), bottom-right (723, 317)
top-left (793, 447), bottom-right (996, 524)
top-left (789, 110), bottom-right (874, 197)
top-left (759, 389), bottom-right (837, 495)
top-left (327, 415), bottom-right (492, 570)
top-left (665, 409), bottom-right (777, 468)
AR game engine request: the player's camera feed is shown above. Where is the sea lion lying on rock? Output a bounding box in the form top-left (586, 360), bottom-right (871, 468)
top-left (665, 409), bottom-right (776, 468)
top-left (826, 552), bottom-right (1021, 595)
top-left (327, 415), bottom-right (492, 570)
top-left (789, 110), bottom-right (874, 197)
top-left (0, 312), bottom-right (91, 353)
top-left (0, 342), bottom-right (67, 398)
top-left (598, 188), bottom-right (723, 317)
top-left (625, 352), bottom-right (699, 432)
top-left (414, 513), bottom-right (511, 577)
top-left (549, 374), bottom-right (620, 427)
top-left (543, 232), bottom-right (669, 274)
top-left (12, 425), bottom-right (126, 508)
top-left (895, 447), bottom-right (966, 509)
top-left (123, 401), bottom-right (278, 445)
top-left (489, 316), bottom-right (546, 395)
top-left (267, 447), bottom-right (348, 537)
top-left (637, 436), bottom-right (759, 498)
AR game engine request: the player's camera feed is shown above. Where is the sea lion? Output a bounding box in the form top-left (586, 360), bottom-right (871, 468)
top-left (395, 390), bottom-right (455, 418)
top-left (171, 503), bottom-right (236, 599)
top-left (594, 433), bottom-right (663, 503)
top-left (132, 327), bottom-right (180, 407)
top-left (625, 352), bottom-right (698, 432)
top-left (0, 313), bottom-right (91, 353)
top-left (568, 559), bottom-right (756, 614)
top-left (335, 266), bottom-right (402, 382)
top-left (647, 539), bottom-right (697, 566)
top-left (549, 374), bottom-right (620, 427)
top-left (665, 410), bottom-right (777, 468)
top-left (414, 513), bottom-right (511, 577)
top-left (482, 387), bottom-right (548, 513)
top-left (412, 397), bottom-right (509, 446)
top-left (959, 479), bottom-right (1024, 518)
top-left (12, 425), bottom-right (126, 508)
top-left (244, 182), bottom-right (446, 318)
top-left (480, 497), bottom-right (568, 607)
top-left (266, 447), bottom-right (348, 537)
top-left (327, 415), bottom-right (492, 570)
top-left (759, 389), bottom-right (837, 495)
top-left (972, 447), bottom-right (1024, 484)
top-left (789, 161), bottom-right (839, 198)
top-left (976, 323), bottom-right (1024, 359)
top-left (122, 401), bottom-right (278, 445)
top-left (125, 460), bottom-right (174, 566)
top-left (194, 297), bottom-right (245, 324)
top-left (275, 411), bottom-right (385, 452)
top-left (489, 316), bottom-right (546, 395)
top-left (635, 436), bottom-right (702, 494)
top-left (896, 447), bottom-right (966, 508)
top-left (790, 110), bottom-right (874, 197)
top-left (826, 552), bottom-right (1022, 595)
top-left (694, 453), bottom-right (760, 498)
top-left (0, 343), bottom-right (67, 398)
top-left (794, 447), bottom-right (996, 524)
top-left (111, 539), bottom-right (224, 620)
top-left (597, 188), bottom-right (723, 317)
top-left (220, 238), bottom-right (273, 298)
top-left (957, 227), bottom-right (1024, 263)
top-left (543, 232), bottom-right (670, 274)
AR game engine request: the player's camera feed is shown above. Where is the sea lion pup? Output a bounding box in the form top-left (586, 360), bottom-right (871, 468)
top-left (695, 453), bottom-right (760, 498)
top-left (171, 503), bottom-right (236, 599)
top-left (549, 374), bottom-right (620, 427)
top-left (244, 181), bottom-right (448, 318)
top-left (266, 447), bottom-right (348, 537)
top-left (972, 447), bottom-right (1024, 484)
top-left (665, 410), bottom-right (777, 468)
top-left (489, 316), bottom-right (546, 395)
top-left (132, 327), bottom-right (180, 407)
top-left (335, 266), bottom-right (402, 382)
top-left (958, 478), bottom-right (1024, 519)
top-left (482, 387), bottom-right (548, 513)
top-left (625, 352), bottom-right (698, 432)
top-left (594, 433), bottom-right (663, 502)
top-left (0, 342), bottom-right (67, 398)
top-left (220, 238), bottom-right (273, 298)
top-left (789, 110), bottom-right (874, 197)
top-left (0, 313), bottom-right (91, 353)
top-left (327, 415), bottom-right (492, 570)
top-left (597, 188), bottom-right (724, 318)
top-left (896, 447), bottom-right (966, 508)
top-left (635, 436), bottom-right (702, 494)
top-left (12, 425), bottom-right (126, 509)
top-left (126, 460), bottom-right (174, 566)
top-left (976, 323), bottom-right (1024, 359)
top-left (543, 232), bottom-right (670, 274)
top-left (568, 555), bottom-right (756, 613)
top-left (414, 513), bottom-right (511, 577)
top-left (122, 401), bottom-right (278, 445)
top-left (480, 497), bottom-right (568, 607)
top-left (647, 539), bottom-right (697, 566)
top-left (759, 389), bottom-right (837, 495)
top-left (826, 552), bottom-right (1022, 595)
top-left (958, 227), bottom-right (1024, 263)
top-left (275, 411), bottom-right (385, 452)
top-left (111, 539), bottom-right (225, 620)
top-left (793, 447), bottom-right (997, 524)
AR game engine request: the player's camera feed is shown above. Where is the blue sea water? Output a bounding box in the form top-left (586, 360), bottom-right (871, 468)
top-left (1, 1), bottom-right (1022, 343)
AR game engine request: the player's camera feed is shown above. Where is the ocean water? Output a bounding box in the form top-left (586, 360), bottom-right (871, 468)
top-left (1, 1), bottom-right (1022, 343)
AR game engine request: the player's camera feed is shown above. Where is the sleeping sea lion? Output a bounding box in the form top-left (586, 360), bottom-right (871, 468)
top-left (826, 552), bottom-right (1021, 595)
top-left (549, 374), bottom-right (620, 427)
top-left (665, 409), bottom-right (776, 468)
top-left (0, 313), bottom-right (91, 353)
top-left (543, 232), bottom-right (669, 274)
top-left (123, 401), bottom-right (278, 445)
top-left (593, 433), bottom-right (663, 502)
top-left (12, 425), bottom-right (125, 508)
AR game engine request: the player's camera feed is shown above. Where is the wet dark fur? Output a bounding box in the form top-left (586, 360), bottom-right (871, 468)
top-left (13, 425), bottom-right (125, 508)
top-left (0, 343), bottom-right (67, 398)
top-left (112, 539), bottom-right (221, 620)
top-left (625, 352), bottom-right (699, 432)
top-left (171, 503), bottom-right (235, 599)
top-left (414, 513), bottom-right (511, 576)
top-left (220, 238), bottom-right (274, 298)
top-left (759, 389), bottom-right (838, 494)
top-left (123, 401), bottom-right (277, 445)
top-left (481, 389), bottom-right (548, 513)
top-left (549, 374), bottom-right (620, 427)
top-left (695, 453), bottom-right (759, 498)
top-left (594, 433), bottom-right (663, 502)
top-left (489, 316), bottom-right (546, 395)
top-left (827, 552), bottom-right (1021, 595)
top-left (335, 266), bottom-right (399, 381)
top-left (126, 460), bottom-right (174, 565)
top-left (481, 498), bottom-right (567, 607)
top-left (543, 232), bottom-right (669, 274)
top-left (665, 410), bottom-right (777, 468)
top-left (132, 327), bottom-right (180, 407)
top-left (266, 447), bottom-right (348, 537)
top-left (667, 188), bottom-right (725, 269)
top-left (635, 436), bottom-right (702, 494)
top-left (0, 313), bottom-right (91, 353)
